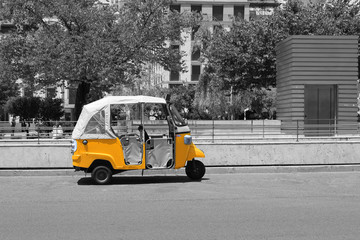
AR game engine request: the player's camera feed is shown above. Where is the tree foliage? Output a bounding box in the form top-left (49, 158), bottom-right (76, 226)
top-left (0, 0), bottom-right (199, 119)
top-left (163, 85), bottom-right (210, 120)
top-left (4, 96), bottom-right (41, 120)
top-left (4, 96), bottom-right (64, 121)
top-left (0, 37), bottom-right (21, 120)
top-left (39, 98), bottom-right (64, 121)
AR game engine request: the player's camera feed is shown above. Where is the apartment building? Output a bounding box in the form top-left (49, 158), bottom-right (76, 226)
top-left (147, 0), bottom-right (278, 88)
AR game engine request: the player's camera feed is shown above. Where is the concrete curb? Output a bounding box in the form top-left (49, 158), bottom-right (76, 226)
top-left (1, 164), bottom-right (360, 176)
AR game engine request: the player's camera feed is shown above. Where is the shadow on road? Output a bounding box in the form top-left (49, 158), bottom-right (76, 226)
top-left (77, 175), bottom-right (209, 185)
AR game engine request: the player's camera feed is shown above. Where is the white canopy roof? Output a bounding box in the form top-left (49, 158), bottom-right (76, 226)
top-left (72, 96), bottom-right (166, 139)
top-left (85, 95), bottom-right (166, 110)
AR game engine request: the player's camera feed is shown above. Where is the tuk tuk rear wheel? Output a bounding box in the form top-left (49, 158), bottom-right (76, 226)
top-left (91, 166), bottom-right (112, 184)
top-left (186, 160), bottom-right (205, 180)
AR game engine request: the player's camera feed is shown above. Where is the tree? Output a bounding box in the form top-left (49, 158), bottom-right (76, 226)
top-left (0, 77), bottom-right (19, 120)
top-left (39, 98), bottom-right (64, 121)
top-left (0, 0), bottom-right (199, 119)
top-left (197, 18), bottom-right (282, 93)
top-left (4, 96), bottom-right (64, 121)
top-left (249, 88), bottom-right (276, 119)
top-left (0, 35), bottom-right (22, 120)
top-left (4, 96), bottom-right (41, 120)
top-left (194, 65), bottom-right (231, 119)
top-left (162, 84), bottom-right (206, 120)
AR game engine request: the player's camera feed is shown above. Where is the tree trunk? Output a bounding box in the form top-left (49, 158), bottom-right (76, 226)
top-left (75, 81), bottom-right (91, 120)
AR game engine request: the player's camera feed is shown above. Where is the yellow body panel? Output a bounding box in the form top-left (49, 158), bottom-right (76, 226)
top-left (73, 138), bottom-right (145, 170)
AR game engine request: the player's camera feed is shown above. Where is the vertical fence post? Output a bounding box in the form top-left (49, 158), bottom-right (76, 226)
top-left (195, 120), bottom-right (197, 137)
top-left (212, 120), bottom-right (215, 143)
top-left (251, 120), bottom-right (253, 133)
top-left (262, 119), bottom-right (265, 138)
top-left (37, 123), bottom-right (40, 144)
top-left (296, 120), bottom-right (299, 142)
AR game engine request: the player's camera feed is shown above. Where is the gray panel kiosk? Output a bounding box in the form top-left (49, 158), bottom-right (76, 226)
top-left (276, 35), bottom-right (358, 136)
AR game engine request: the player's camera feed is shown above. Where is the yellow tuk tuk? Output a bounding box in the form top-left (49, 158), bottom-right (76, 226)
top-left (71, 96), bottom-right (205, 184)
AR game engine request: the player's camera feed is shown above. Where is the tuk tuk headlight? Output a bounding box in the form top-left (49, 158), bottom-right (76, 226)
top-left (71, 139), bottom-right (77, 153)
top-left (184, 135), bottom-right (192, 145)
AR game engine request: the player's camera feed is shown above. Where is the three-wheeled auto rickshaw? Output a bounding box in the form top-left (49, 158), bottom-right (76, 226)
top-left (71, 95), bottom-right (205, 184)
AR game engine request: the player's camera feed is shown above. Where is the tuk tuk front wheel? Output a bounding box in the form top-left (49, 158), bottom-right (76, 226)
top-left (186, 160), bottom-right (205, 180)
top-left (91, 166), bottom-right (112, 185)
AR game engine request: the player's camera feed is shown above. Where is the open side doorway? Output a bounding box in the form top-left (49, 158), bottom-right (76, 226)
top-left (143, 103), bottom-right (174, 169)
top-left (110, 102), bottom-right (174, 168)
top-left (110, 103), bottom-right (143, 165)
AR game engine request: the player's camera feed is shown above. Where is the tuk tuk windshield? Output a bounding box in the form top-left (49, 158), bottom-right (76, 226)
top-left (169, 104), bottom-right (187, 126)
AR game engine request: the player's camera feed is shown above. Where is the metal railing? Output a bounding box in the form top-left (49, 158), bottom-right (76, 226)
top-left (0, 121), bottom-right (76, 142)
top-left (1, 119), bottom-right (360, 142)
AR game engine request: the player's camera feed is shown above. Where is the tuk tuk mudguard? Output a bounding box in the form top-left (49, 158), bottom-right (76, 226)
top-left (187, 144), bottom-right (205, 160)
top-left (84, 153), bottom-right (116, 169)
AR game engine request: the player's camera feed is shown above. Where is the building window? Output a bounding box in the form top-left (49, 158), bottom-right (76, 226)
top-left (46, 87), bottom-right (56, 98)
top-left (191, 25), bottom-right (200, 41)
top-left (24, 88), bottom-right (33, 97)
top-left (234, 6), bottom-right (245, 20)
top-left (170, 71), bottom-right (180, 81)
top-left (170, 4), bottom-right (180, 12)
top-left (191, 65), bottom-right (201, 81)
top-left (250, 10), bottom-right (257, 20)
top-left (171, 45), bottom-right (180, 51)
top-left (191, 5), bottom-right (202, 14)
top-left (213, 5), bottom-right (223, 21)
top-left (191, 48), bottom-right (200, 61)
top-left (69, 88), bottom-right (77, 105)
top-left (0, 23), bottom-right (16, 34)
top-left (64, 112), bottom-right (71, 121)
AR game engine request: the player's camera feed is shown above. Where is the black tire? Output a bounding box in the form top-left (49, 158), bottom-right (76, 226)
top-left (186, 160), bottom-right (206, 180)
top-left (91, 166), bottom-right (112, 184)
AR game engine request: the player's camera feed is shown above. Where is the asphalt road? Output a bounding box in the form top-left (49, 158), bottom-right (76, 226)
top-left (0, 172), bottom-right (359, 240)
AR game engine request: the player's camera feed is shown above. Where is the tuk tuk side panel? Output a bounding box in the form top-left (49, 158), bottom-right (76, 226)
top-left (73, 139), bottom-right (113, 169)
top-left (72, 138), bottom-right (146, 170)
top-left (174, 133), bottom-right (192, 169)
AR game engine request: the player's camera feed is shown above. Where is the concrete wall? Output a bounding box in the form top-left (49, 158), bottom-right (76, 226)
top-left (1, 140), bottom-right (359, 168)
top-left (0, 140), bottom-right (72, 168)
top-left (199, 142), bottom-right (360, 166)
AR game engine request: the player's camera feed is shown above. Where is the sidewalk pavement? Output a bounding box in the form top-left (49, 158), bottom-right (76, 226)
top-left (1, 164), bottom-right (360, 176)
